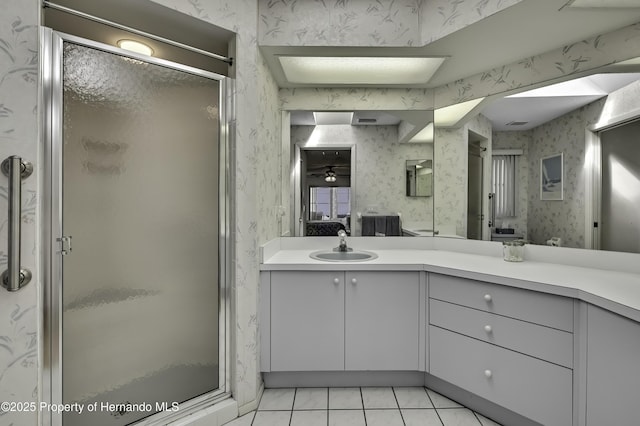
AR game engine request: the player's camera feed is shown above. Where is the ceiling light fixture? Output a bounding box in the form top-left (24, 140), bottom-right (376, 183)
top-left (325, 168), bottom-right (337, 182)
top-left (117, 39), bottom-right (154, 56)
top-left (279, 56), bottom-right (447, 85)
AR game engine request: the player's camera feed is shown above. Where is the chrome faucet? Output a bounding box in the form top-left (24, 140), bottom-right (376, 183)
top-left (337, 229), bottom-right (348, 252)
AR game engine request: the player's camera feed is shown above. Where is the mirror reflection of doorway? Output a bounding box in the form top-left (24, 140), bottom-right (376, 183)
top-left (467, 134), bottom-right (486, 240)
top-left (599, 118), bottom-right (640, 253)
top-left (298, 148), bottom-right (352, 236)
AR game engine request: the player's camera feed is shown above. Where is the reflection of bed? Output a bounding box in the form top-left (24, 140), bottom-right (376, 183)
top-left (306, 220), bottom-right (346, 236)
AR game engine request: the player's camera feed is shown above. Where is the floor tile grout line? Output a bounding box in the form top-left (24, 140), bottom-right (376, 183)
top-left (289, 388), bottom-right (297, 426)
top-left (391, 387), bottom-right (407, 426)
top-left (360, 387), bottom-right (367, 426)
top-left (326, 387), bottom-right (329, 426)
top-left (420, 386), bottom-right (433, 410)
top-left (425, 387), bottom-right (445, 426)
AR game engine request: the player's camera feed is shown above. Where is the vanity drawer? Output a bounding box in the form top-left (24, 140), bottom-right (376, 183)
top-left (430, 326), bottom-right (573, 426)
top-left (430, 299), bottom-right (573, 368)
top-left (429, 274), bottom-right (573, 332)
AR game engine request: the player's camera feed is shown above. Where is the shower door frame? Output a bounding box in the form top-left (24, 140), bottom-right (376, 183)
top-left (41, 28), bottom-right (233, 426)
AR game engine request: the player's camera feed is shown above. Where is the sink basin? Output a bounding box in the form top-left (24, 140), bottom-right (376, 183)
top-left (310, 250), bottom-right (378, 262)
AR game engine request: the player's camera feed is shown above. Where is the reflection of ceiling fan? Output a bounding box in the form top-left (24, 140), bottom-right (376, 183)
top-left (325, 167), bottom-right (337, 182)
top-left (306, 164), bottom-right (350, 172)
top-left (307, 165), bottom-right (350, 182)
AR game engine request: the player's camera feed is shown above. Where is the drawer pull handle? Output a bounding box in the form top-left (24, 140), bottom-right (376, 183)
top-left (351, 278), bottom-right (357, 284)
top-left (483, 294), bottom-right (492, 302)
top-left (333, 278), bottom-right (340, 284)
top-left (484, 325), bottom-right (492, 333)
top-left (484, 369), bottom-right (492, 378)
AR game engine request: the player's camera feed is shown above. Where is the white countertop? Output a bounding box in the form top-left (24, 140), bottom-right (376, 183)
top-left (261, 237), bottom-right (640, 323)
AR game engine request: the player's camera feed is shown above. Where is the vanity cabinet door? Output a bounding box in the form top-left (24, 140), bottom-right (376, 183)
top-left (586, 304), bottom-right (640, 426)
top-left (345, 271), bottom-right (420, 370)
top-left (270, 271), bottom-right (345, 371)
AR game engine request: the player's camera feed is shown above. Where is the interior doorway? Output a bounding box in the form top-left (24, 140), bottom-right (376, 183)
top-left (599, 119), bottom-right (640, 253)
top-left (467, 133), bottom-right (487, 240)
top-left (295, 147), bottom-right (353, 236)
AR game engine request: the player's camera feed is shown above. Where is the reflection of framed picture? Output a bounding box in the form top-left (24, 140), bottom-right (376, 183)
top-left (540, 153), bottom-right (563, 200)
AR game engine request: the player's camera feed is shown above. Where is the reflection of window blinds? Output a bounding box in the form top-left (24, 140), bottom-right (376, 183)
top-left (492, 155), bottom-right (518, 217)
top-left (309, 187), bottom-right (350, 219)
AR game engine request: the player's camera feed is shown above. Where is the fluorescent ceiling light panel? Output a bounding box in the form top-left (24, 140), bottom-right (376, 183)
top-left (507, 77), bottom-right (607, 98)
top-left (408, 122), bottom-right (434, 143)
top-left (435, 98), bottom-right (485, 127)
top-left (313, 112), bottom-right (354, 125)
top-left (279, 56), bottom-right (446, 85)
top-left (566, 0), bottom-right (640, 7)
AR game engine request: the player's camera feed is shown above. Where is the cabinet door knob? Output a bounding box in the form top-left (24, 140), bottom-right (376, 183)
top-left (351, 278), bottom-right (357, 284)
top-left (484, 369), bottom-right (492, 378)
top-left (333, 278), bottom-right (340, 284)
top-left (483, 294), bottom-right (492, 302)
top-left (484, 325), bottom-right (492, 333)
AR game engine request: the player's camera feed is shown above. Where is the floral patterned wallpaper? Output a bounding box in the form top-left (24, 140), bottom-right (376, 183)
top-left (0, 0), bottom-right (39, 424)
top-left (257, 51), bottom-right (283, 246)
top-left (280, 87), bottom-right (434, 111)
top-left (258, 0), bottom-right (524, 47)
top-left (492, 130), bottom-right (530, 239)
top-left (258, 0), bottom-right (422, 46)
top-left (433, 126), bottom-right (467, 236)
top-left (290, 124), bottom-right (433, 235)
top-left (420, 0), bottom-right (523, 44)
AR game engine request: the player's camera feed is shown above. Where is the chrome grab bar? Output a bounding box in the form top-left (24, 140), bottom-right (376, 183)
top-left (1, 156), bottom-right (33, 291)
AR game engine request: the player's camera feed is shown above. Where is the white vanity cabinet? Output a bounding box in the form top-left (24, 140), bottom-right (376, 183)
top-left (345, 271), bottom-right (421, 370)
top-left (263, 270), bottom-right (422, 372)
top-left (586, 304), bottom-right (640, 426)
top-left (428, 273), bottom-right (574, 426)
top-left (269, 271), bottom-right (345, 371)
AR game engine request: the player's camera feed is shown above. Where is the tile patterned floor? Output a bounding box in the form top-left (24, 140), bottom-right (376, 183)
top-left (224, 387), bottom-right (503, 426)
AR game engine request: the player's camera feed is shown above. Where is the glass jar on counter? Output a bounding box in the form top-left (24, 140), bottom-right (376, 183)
top-left (502, 239), bottom-right (526, 262)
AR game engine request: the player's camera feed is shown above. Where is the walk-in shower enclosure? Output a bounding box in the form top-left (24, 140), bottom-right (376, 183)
top-left (42, 29), bottom-right (231, 426)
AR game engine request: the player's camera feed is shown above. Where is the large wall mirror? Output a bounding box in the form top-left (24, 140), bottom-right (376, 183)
top-left (279, 66), bottom-right (640, 254)
top-left (283, 110), bottom-right (435, 238)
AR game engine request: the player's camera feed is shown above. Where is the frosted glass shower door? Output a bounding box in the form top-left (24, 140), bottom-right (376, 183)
top-left (60, 41), bottom-right (222, 426)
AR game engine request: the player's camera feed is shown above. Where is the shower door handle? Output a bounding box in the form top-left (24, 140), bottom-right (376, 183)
top-left (1, 156), bottom-right (33, 291)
